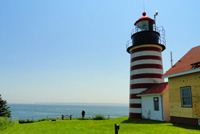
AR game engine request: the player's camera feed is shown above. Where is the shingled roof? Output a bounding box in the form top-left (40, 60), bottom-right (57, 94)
top-left (163, 45), bottom-right (200, 78)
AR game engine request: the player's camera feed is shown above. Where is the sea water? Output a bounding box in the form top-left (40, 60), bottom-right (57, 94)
top-left (8, 103), bottom-right (129, 120)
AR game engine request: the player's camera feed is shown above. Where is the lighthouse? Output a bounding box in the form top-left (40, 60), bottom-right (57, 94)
top-left (126, 12), bottom-right (166, 118)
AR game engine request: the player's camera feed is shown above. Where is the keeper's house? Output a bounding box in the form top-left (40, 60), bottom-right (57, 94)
top-left (163, 45), bottom-right (200, 126)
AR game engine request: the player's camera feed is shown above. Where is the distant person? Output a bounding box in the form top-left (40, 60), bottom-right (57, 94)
top-left (82, 110), bottom-right (85, 119)
top-left (61, 115), bottom-right (64, 120)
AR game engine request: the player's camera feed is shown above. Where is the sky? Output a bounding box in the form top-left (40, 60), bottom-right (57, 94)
top-left (0, 0), bottom-right (200, 104)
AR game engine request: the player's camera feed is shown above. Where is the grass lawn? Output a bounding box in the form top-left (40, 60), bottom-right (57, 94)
top-left (1, 117), bottom-right (200, 134)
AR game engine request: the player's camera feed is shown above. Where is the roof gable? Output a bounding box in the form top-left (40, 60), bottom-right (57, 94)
top-left (163, 45), bottom-right (200, 78)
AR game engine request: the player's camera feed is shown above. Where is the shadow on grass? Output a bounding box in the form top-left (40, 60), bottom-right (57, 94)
top-left (121, 118), bottom-right (164, 124)
top-left (122, 118), bottom-right (200, 130)
top-left (171, 123), bottom-right (200, 131)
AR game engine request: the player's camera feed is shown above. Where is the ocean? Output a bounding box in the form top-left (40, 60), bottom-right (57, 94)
top-left (8, 103), bottom-right (129, 120)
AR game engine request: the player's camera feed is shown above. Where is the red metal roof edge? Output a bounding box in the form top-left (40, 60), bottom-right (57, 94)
top-left (138, 82), bottom-right (168, 96)
top-left (134, 16), bottom-right (155, 25)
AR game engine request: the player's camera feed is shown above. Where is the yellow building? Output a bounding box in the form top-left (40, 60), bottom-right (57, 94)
top-left (163, 45), bottom-right (200, 126)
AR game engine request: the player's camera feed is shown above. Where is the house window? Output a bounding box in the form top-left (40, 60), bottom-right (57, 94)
top-left (181, 86), bottom-right (192, 107)
top-left (154, 97), bottom-right (159, 111)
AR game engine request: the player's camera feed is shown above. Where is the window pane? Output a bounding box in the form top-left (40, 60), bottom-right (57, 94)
top-left (183, 98), bottom-right (189, 105)
top-left (182, 88), bottom-right (189, 97)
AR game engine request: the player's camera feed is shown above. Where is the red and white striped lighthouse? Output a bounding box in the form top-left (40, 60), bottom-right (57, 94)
top-left (126, 12), bottom-right (166, 118)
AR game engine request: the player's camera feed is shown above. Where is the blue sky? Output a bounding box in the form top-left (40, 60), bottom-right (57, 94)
top-left (0, 0), bottom-right (200, 104)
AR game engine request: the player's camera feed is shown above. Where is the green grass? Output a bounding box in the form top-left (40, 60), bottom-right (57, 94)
top-left (0, 117), bottom-right (200, 134)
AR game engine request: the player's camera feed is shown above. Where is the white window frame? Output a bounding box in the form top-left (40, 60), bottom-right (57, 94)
top-left (181, 86), bottom-right (192, 107)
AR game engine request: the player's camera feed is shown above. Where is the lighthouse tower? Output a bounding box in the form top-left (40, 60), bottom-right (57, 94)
top-left (126, 12), bottom-right (166, 118)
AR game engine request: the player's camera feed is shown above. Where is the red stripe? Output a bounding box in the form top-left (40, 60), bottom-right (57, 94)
top-left (130, 73), bottom-right (163, 79)
top-left (131, 64), bottom-right (163, 70)
top-left (130, 83), bottom-right (157, 89)
top-left (129, 113), bottom-right (142, 118)
top-left (130, 104), bottom-right (141, 108)
top-left (130, 94), bottom-right (141, 99)
top-left (130, 47), bottom-right (161, 54)
top-left (131, 55), bottom-right (161, 62)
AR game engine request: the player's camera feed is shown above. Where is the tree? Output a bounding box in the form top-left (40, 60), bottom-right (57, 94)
top-left (0, 95), bottom-right (11, 117)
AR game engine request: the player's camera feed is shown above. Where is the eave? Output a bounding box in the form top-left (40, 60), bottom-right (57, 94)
top-left (162, 68), bottom-right (200, 79)
top-left (137, 93), bottom-right (162, 97)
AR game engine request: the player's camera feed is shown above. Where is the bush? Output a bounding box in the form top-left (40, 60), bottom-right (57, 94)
top-left (92, 115), bottom-right (106, 120)
top-left (46, 118), bottom-right (57, 121)
top-left (19, 119), bottom-right (34, 124)
top-left (0, 117), bottom-right (9, 130)
top-left (0, 117), bottom-right (17, 130)
top-left (38, 118), bottom-right (48, 122)
top-left (18, 118), bottom-right (58, 123)
top-left (77, 117), bottom-right (92, 120)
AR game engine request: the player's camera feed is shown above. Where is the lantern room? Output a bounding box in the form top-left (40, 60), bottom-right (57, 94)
top-left (126, 12), bottom-right (166, 53)
top-left (134, 12), bottom-right (155, 32)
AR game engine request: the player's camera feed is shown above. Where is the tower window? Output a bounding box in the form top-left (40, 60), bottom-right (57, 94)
top-left (181, 87), bottom-right (192, 107)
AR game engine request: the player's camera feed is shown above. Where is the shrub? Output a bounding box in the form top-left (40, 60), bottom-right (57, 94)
top-left (38, 118), bottom-right (48, 122)
top-left (19, 119), bottom-right (34, 124)
top-left (92, 115), bottom-right (106, 120)
top-left (77, 117), bottom-right (92, 120)
top-left (0, 117), bottom-right (17, 130)
top-left (46, 118), bottom-right (57, 121)
top-left (0, 117), bottom-right (9, 130)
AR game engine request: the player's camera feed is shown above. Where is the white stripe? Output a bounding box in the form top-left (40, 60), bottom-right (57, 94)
top-left (129, 108), bottom-right (142, 113)
top-left (130, 68), bottom-right (163, 75)
top-left (130, 78), bottom-right (164, 84)
top-left (130, 99), bottom-right (141, 104)
top-left (130, 88), bottom-right (147, 94)
top-left (131, 51), bottom-right (161, 58)
top-left (131, 59), bottom-right (162, 66)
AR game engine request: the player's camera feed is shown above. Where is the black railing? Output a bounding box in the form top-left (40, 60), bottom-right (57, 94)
top-left (126, 26), bottom-right (166, 49)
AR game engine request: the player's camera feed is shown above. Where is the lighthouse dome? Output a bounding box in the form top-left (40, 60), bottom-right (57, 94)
top-left (134, 12), bottom-right (155, 25)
